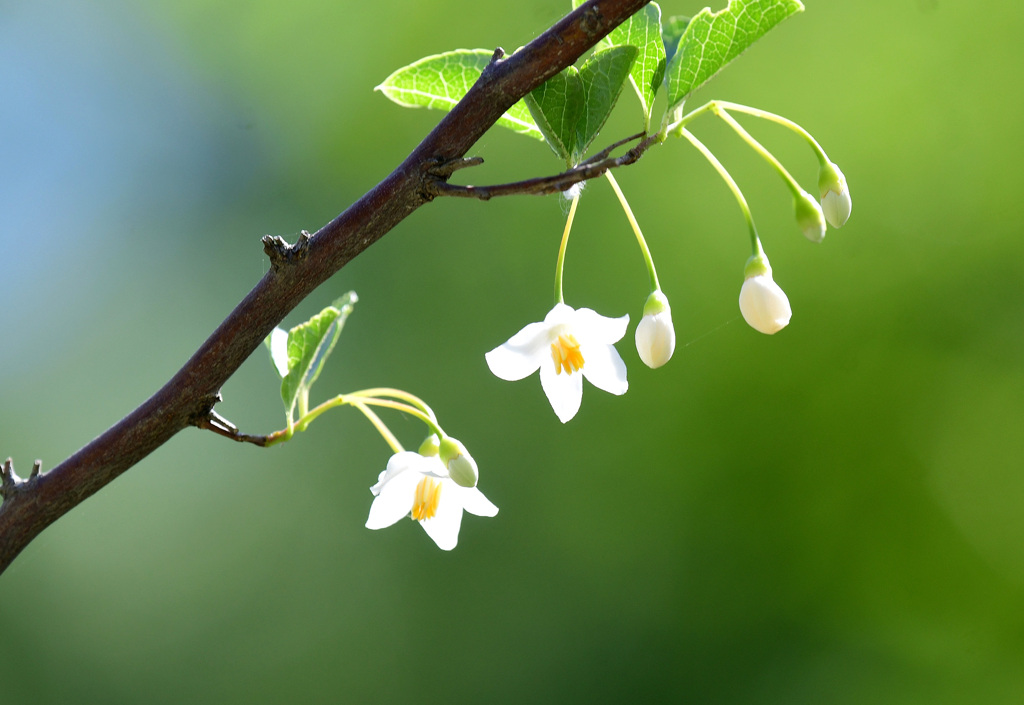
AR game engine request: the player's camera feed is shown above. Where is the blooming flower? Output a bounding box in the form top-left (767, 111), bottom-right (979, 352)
top-left (365, 451), bottom-right (498, 550)
top-left (635, 290), bottom-right (675, 369)
top-left (818, 160), bottom-right (852, 228)
top-left (485, 303), bottom-right (628, 423)
top-left (738, 254), bottom-right (792, 335)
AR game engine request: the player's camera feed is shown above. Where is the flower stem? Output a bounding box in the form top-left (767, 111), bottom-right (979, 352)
top-left (712, 100), bottom-right (830, 165)
top-left (603, 171), bottom-right (659, 291)
top-left (679, 128), bottom-right (760, 255)
top-left (554, 191), bottom-right (581, 305)
top-left (712, 106), bottom-right (802, 198)
top-left (264, 391), bottom-right (443, 450)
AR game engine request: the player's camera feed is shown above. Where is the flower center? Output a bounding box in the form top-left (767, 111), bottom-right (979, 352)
top-left (411, 476), bottom-right (442, 521)
top-left (551, 333), bottom-right (584, 375)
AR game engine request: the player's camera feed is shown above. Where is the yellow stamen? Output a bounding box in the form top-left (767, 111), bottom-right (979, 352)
top-left (411, 476), bottom-right (443, 521)
top-left (550, 333), bottom-right (584, 375)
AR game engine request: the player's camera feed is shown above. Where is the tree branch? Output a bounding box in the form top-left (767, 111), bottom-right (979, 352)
top-left (0, 0), bottom-right (651, 574)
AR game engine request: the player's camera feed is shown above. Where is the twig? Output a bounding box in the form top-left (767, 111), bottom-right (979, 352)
top-left (428, 131), bottom-right (662, 199)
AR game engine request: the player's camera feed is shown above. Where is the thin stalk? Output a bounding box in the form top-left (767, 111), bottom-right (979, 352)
top-left (679, 128), bottom-right (760, 254)
top-left (603, 172), bottom-right (659, 291)
top-left (554, 192), bottom-right (581, 304)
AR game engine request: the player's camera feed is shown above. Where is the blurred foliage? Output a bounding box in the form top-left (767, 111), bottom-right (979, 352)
top-left (2, 0), bottom-right (1023, 703)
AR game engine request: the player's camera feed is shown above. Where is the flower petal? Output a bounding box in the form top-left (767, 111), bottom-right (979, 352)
top-left (485, 320), bottom-right (552, 381)
top-left (573, 308), bottom-right (629, 345)
top-left (365, 469), bottom-right (421, 530)
top-left (418, 483), bottom-right (464, 550)
top-left (458, 486), bottom-right (499, 517)
top-left (580, 342), bottom-right (628, 395)
top-left (540, 355), bottom-right (584, 423)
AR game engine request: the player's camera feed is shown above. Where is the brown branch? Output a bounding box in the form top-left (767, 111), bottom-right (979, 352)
top-left (428, 131), bottom-right (662, 199)
top-left (0, 0), bottom-right (652, 574)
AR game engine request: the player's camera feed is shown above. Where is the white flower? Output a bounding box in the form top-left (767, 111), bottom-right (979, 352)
top-left (738, 254), bottom-right (792, 335)
top-left (269, 327), bottom-right (290, 377)
top-left (818, 160), bottom-right (852, 228)
top-left (635, 290), bottom-right (675, 369)
top-left (366, 451), bottom-right (498, 551)
top-left (485, 303), bottom-right (628, 423)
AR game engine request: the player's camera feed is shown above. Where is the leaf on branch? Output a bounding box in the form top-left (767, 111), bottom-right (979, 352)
top-left (375, 50), bottom-right (543, 140)
top-left (599, 3), bottom-right (666, 132)
top-left (665, 0), bottom-right (804, 113)
top-left (525, 46), bottom-right (637, 166)
top-left (279, 292), bottom-right (358, 421)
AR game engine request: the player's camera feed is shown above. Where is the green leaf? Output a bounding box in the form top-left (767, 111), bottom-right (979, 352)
top-left (666, 0), bottom-right (804, 112)
top-left (601, 3), bottom-right (666, 131)
top-left (280, 292), bottom-right (357, 420)
top-left (523, 66), bottom-right (584, 165)
top-left (574, 45), bottom-right (637, 163)
top-left (376, 49), bottom-right (542, 140)
top-left (661, 15), bottom-right (691, 69)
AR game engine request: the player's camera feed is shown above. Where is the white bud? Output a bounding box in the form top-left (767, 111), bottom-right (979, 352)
top-left (818, 160), bottom-right (852, 228)
top-left (635, 290), bottom-right (675, 369)
top-left (794, 190), bottom-right (826, 243)
top-left (739, 255), bottom-right (792, 335)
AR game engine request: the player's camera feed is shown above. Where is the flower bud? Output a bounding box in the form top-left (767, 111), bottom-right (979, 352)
top-left (438, 436), bottom-right (478, 488)
top-left (635, 290), bottom-right (675, 369)
top-left (794, 189), bottom-right (826, 243)
top-left (818, 160), bottom-right (851, 228)
top-left (417, 434), bottom-right (441, 457)
top-left (739, 254), bottom-right (792, 335)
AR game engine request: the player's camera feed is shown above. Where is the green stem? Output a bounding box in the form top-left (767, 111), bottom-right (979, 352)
top-left (679, 128), bottom-right (760, 255)
top-left (554, 191), bottom-right (581, 305)
top-left (603, 171), bottom-right (659, 291)
top-left (351, 401), bottom-right (404, 454)
top-left (265, 393), bottom-right (443, 449)
top-left (713, 106), bottom-right (802, 198)
top-left (712, 100), bottom-right (830, 164)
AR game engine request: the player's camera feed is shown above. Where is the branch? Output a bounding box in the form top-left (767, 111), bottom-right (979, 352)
top-left (427, 131), bottom-right (660, 199)
top-left (0, 0), bottom-right (651, 574)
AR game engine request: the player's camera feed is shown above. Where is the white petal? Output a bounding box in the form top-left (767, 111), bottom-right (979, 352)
top-left (371, 451), bottom-right (432, 495)
top-left (458, 485), bottom-right (499, 517)
top-left (269, 327), bottom-right (290, 377)
top-left (485, 320), bottom-right (552, 381)
top-left (365, 469), bottom-right (421, 530)
top-left (739, 275), bottom-right (792, 335)
top-left (573, 308), bottom-right (629, 345)
top-left (419, 483), bottom-right (464, 551)
top-left (542, 302), bottom-right (576, 326)
top-left (580, 342), bottom-right (628, 395)
top-left (540, 356), bottom-right (584, 423)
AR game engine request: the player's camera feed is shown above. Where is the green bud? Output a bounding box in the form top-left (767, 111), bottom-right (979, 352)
top-left (438, 436), bottom-right (478, 488)
top-left (418, 434), bottom-right (440, 457)
top-left (818, 160), bottom-right (852, 228)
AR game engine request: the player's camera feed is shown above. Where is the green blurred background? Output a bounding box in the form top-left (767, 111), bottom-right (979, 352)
top-left (2, 0), bottom-right (1022, 702)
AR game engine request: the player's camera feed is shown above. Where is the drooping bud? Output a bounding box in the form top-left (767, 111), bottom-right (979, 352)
top-left (438, 436), bottom-right (478, 488)
top-left (739, 253), bottom-right (792, 335)
top-left (635, 289), bottom-right (675, 369)
top-left (794, 189), bottom-right (826, 243)
top-left (417, 434), bottom-right (441, 457)
top-left (818, 160), bottom-right (852, 228)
